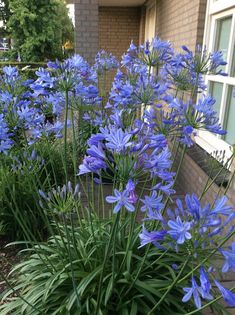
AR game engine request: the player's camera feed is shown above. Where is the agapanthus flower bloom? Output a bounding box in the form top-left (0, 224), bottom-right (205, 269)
top-left (140, 191), bottom-right (164, 213)
top-left (182, 276), bottom-right (212, 309)
top-left (11, 150), bottom-right (44, 174)
top-left (139, 226), bottom-right (167, 248)
top-left (94, 50), bottom-right (119, 74)
top-left (78, 156), bottom-right (107, 175)
top-left (2, 66), bottom-right (19, 86)
top-left (125, 179), bottom-right (138, 204)
top-left (138, 37), bottom-right (173, 69)
top-left (106, 189), bottom-right (135, 213)
top-left (167, 216), bottom-right (192, 244)
top-left (39, 182), bottom-right (80, 213)
top-left (199, 266), bottom-right (213, 300)
top-left (221, 243), bottom-right (235, 273)
top-left (45, 120), bottom-right (65, 139)
top-left (0, 114), bottom-right (13, 154)
top-left (214, 280), bottom-right (235, 307)
top-left (181, 45), bottom-right (227, 76)
top-left (102, 127), bottom-right (132, 153)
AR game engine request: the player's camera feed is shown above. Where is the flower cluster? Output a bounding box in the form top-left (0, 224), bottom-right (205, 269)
top-left (139, 193), bottom-right (235, 308)
top-left (0, 65), bottom-right (73, 151)
top-left (165, 45), bottom-right (227, 93)
top-left (77, 37), bottom-right (235, 312)
top-left (79, 118), bottom-right (174, 207)
top-left (93, 50), bottom-right (119, 75)
top-left (0, 114), bottom-right (13, 154)
top-left (11, 149), bottom-right (44, 174)
top-left (39, 181), bottom-right (80, 214)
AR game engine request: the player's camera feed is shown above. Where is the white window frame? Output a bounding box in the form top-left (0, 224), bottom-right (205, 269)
top-left (196, 0), bottom-right (235, 163)
top-left (144, 0), bottom-right (156, 42)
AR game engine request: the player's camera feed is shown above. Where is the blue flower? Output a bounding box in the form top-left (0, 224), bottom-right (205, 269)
top-left (104, 127), bottom-right (132, 153)
top-left (139, 226), bottom-right (167, 248)
top-left (69, 54), bottom-right (89, 71)
top-left (221, 243), bottom-right (235, 273)
top-left (195, 95), bottom-right (226, 135)
top-left (45, 120), bottom-right (65, 139)
top-left (151, 181), bottom-right (175, 195)
top-left (214, 280), bottom-right (235, 307)
top-left (185, 193), bottom-right (206, 221)
top-left (210, 51), bottom-right (227, 75)
top-left (87, 144), bottom-right (106, 160)
top-left (210, 196), bottom-right (232, 216)
top-left (106, 189), bottom-right (135, 213)
top-left (125, 179), bottom-right (138, 204)
top-left (140, 191), bottom-right (164, 213)
top-left (17, 101), bottom-right (41, 126)
top-left (78, 156), bottom-right (107, 175)
top-left (0, 114), bottom-right (13, 154)
top-left (168, 216), bottom-right (191, 244)
top-left (2, 66), bottom-right (19, 86)
top-left (182, 277), bottom-right (202, 309)
top-left (199, 266), bottom-right (213, 300)
top-left (144, 148), bottom-right (172, 171)
top-left (94, 50), bottom-right (119, 74)
top-left (87, 134), bottom-right (105, 146)
top-left (0, 139), bottom-right (12, 154)
top-left (0, 90), bottom-right (13, 106)
top-left (34, 68), bottom-right (55, 89)
top-left (109, 80), bottom-right (134, 108)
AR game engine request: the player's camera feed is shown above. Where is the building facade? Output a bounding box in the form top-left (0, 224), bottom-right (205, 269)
top-left (69, 0), bottom-right (209, 61)
top-left (68, 0), bottom-right (235, 206)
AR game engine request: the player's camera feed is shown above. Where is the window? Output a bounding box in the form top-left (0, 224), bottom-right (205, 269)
top-left (196, 0), bottom-right (235, 162)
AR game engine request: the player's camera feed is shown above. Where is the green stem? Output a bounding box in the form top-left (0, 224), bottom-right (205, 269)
top-left (71, 108), bottom-right (78, 183)
top-left (118, 177), bottom-right (149, 273)
top-left (64, 89), bottom-right (69, 183)
top-left (125, 145), bottom-right (187, 295)
top-left (62, 214), bottom-right (81, 309)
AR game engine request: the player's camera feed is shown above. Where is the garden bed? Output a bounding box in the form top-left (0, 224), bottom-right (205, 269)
top-left (0, 41), bottom-right (235, 315)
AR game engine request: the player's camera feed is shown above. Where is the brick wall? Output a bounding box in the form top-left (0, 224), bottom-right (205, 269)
top-left (74, 0), bottom-right (99, 63)
top-left (176, 148), bottom-right (235, 208)
top-left (155, 0), bottom-right (207, 51)
top-left (139, 6), bottom-right (146, 44)
top-left (98, 6), bottom-right (141, 59)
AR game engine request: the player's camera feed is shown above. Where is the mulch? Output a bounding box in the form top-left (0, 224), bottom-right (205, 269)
top-left (0, 236), bottom-right (20, 301)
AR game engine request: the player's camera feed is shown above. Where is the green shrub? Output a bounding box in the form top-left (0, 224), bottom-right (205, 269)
top-left (0, 140), bottom-right (74, 241)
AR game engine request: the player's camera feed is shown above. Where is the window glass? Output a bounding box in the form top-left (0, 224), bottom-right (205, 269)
top-left (210, 81), bottom-right (223, 117)
top-left (215, 16), bottom-right (232, 72)
top-left (231, 43), bottom-right (235, 77)
top-left (224, 86), bottom-right (235, 145)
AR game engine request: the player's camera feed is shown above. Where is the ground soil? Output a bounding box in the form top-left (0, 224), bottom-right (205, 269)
top-left (0, 236), bottom-right (20, 302)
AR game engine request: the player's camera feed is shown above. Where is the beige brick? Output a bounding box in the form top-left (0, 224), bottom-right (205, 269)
top-left (98, 6), bottom-right (141, 59)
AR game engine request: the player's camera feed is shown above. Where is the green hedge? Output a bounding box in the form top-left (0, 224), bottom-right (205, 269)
top-left (0, 61), bottom-right (46, 68)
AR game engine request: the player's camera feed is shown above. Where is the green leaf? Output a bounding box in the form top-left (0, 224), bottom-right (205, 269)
top-left (104, 274), bottom-right (113, 306)
top-left (130, 300), bottom-right (138, 315)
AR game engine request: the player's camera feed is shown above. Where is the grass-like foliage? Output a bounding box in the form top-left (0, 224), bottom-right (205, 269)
top-left (1, 219), bottom-right (196, 315)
